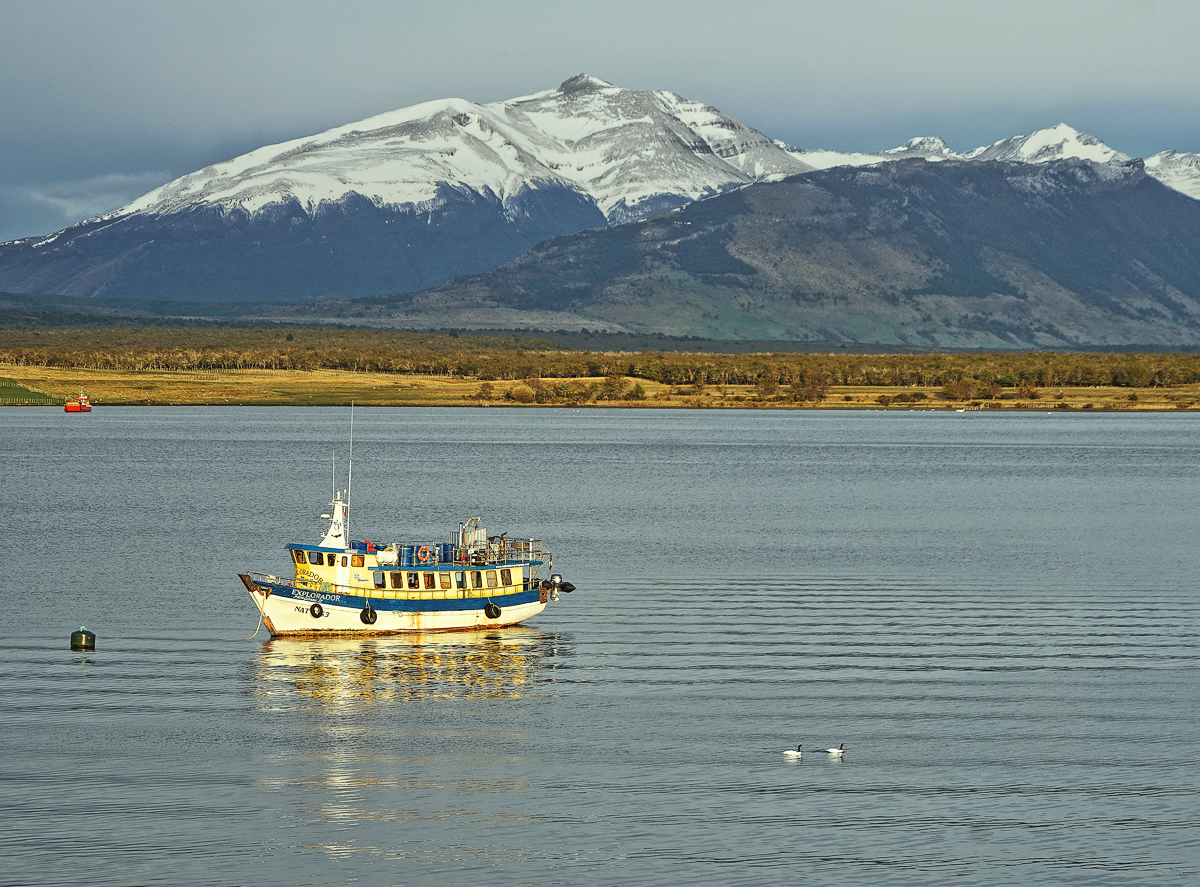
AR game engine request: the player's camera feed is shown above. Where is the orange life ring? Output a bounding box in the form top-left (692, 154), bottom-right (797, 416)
top-left (418, 546), bottom-right (431, 562)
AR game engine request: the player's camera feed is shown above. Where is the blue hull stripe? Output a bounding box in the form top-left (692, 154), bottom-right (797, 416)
top-left (267, 584), bottom-right (540, 613)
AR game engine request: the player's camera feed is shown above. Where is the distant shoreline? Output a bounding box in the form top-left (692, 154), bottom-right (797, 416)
top-left (3, 365), bottom-right (1195, 412)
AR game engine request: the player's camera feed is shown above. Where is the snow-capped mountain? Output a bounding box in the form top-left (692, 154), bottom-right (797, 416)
top-left (785, 123), bottom-right (1200, 200)
top-left (2, 75), bottom-right (1199, 310)
top-left (0, 75), bottom-right (820, 303)
top-left (963, 123), bottom-right (1129, 164)
top-left (107, 74), bottom-right (812, 229)
top-left (1144, 150), bottom-right (1200, 201)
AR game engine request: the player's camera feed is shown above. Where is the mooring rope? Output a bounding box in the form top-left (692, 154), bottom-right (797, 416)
top-left (246, 585), bottom-right (268, 640)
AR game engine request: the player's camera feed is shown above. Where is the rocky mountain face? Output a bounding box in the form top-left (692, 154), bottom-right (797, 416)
top-left (372, 157), bottom-right (1200, 349)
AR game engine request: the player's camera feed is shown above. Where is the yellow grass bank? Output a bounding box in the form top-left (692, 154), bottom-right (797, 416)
top-left (3, 365), bottom-right (1197, 410)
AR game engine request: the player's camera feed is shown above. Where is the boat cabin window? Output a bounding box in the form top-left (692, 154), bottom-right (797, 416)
top-left (340, 556), bottom-right (348, 567)
top-left (293, 550), bottom-right (306, 564)
top-left (500, 569), bottom-right (512, 586)
top-left (486, 570), bottom-right (497, 588)
top-left (423, 573), bottom-right (436, 589)
top-left (407, 572), bottom-right (420, 589)
top-left (440, 573), bottom-right (452, 589)
top-left (471, 571), bottom-right (483, 589)
top-left (351, 555), bottom-right (364, 568)
top-left (374, 572), bottom-right (386, 589)
top-left (390, 572), bottom-right (403, 589)
top-left (309, 552), bottom-right (325, 565)
top-left (455, 571), bottom-right (466, 589)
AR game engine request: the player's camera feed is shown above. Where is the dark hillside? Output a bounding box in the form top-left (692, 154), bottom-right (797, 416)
top-left (402, 158), bottom-right (1200, 348)
top-left (0, 186), bottom-right (606, 303)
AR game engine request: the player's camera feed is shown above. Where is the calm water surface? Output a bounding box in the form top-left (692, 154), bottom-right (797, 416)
top-left (2, 407), bottom-right (1198, 886)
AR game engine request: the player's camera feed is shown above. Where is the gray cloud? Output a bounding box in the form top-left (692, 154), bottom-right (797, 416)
top-left (19, 172), bottom-right (173, 222)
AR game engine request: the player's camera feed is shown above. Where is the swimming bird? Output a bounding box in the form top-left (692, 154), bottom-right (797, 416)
top-left (825, 743), bottom-right (845, 756)
top-left (783, 744), bottom-right (804, 757)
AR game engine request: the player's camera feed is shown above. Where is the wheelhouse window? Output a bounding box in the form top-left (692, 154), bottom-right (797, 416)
top-left (293, 550), bottom-right (305, 564)
top-left (309, 552), bottom-right (324, 565)
top-left (351, 555), bottom-right (364, 568)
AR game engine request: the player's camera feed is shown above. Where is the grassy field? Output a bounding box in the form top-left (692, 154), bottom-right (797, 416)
top-left (3, 365), bottom-right (1196, 410)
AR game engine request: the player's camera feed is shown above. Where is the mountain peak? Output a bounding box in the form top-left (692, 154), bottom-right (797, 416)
top-left (966, 124), bottom-right (1128, 165)
top-left (557, 74), bottom-right (615, 94)
top-left (886, 136), bottom-right (953, 155)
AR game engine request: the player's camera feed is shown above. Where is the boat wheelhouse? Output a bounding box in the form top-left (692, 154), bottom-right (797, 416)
top-left (239, 494), bottom-right (573, 636)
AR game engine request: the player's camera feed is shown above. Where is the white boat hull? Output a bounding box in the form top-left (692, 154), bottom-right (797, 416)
top-left (242, 575), bottom-right (550, 636)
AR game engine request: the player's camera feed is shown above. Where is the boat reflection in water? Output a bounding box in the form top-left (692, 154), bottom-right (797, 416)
top-left (253, 627), bottom-right (565, 705)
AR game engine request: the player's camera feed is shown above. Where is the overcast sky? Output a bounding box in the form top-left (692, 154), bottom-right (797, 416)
top-left (3, 0), bottom-right (1199, 242)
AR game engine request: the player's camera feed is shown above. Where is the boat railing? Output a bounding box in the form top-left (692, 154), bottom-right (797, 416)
top-left (356, 538), bottom-right (551, 568)
top-left (458, 538), bottom-right (550, 567)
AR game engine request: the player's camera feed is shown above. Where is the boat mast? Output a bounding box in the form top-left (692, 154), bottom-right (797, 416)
top-left (346, 402), bottom-right (354, 544)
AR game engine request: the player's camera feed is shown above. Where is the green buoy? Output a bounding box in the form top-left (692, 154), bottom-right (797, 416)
top-left (70, 626), bottom-right (96, 651)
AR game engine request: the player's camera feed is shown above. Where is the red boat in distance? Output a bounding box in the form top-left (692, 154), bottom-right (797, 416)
top-left (64, 392), bottom-right (92, 412)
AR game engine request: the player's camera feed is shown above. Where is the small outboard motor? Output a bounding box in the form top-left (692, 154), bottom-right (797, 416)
top-left (539, 573), bottom-right (575, 602)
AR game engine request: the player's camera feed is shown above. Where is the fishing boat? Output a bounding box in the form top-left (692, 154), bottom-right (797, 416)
top-left (64, 391), bottom-right (92, 412)
top-left (239, 491), bottom-right (574, 636)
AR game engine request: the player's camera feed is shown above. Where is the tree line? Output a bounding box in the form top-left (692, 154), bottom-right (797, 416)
top-left (3, 328), bottom-right (1200, 389)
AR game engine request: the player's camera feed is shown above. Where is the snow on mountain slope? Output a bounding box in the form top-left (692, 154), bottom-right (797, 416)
top-left (778, 123), bottom-right (1199, 200)
top-left (108, 74), bottom-right (813, 228)
top-left (964, 123), bottom-right (1129, 164)
top-left (786, 124), bottom-right (1128, 170)
top-left (29, 74), bottom-right (1200, 250)
top-left (782, 145), bottom-right (887, 171)
top-left (493, 75), bottom-right (814, 222)
top-left (784, 134), bottom-right (977, 170)
top-left (115, 96), bottom-right (565, 218)
top-left (1144, 150), bottom-right (1200, 200)
top-left (884, 136), bottom-right (956, 157)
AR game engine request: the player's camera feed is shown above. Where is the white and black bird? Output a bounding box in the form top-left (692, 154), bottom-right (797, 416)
top-left (825, 743), bottom-right (845, 756)
top-left (783, 744), bottom-right (804, 758)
